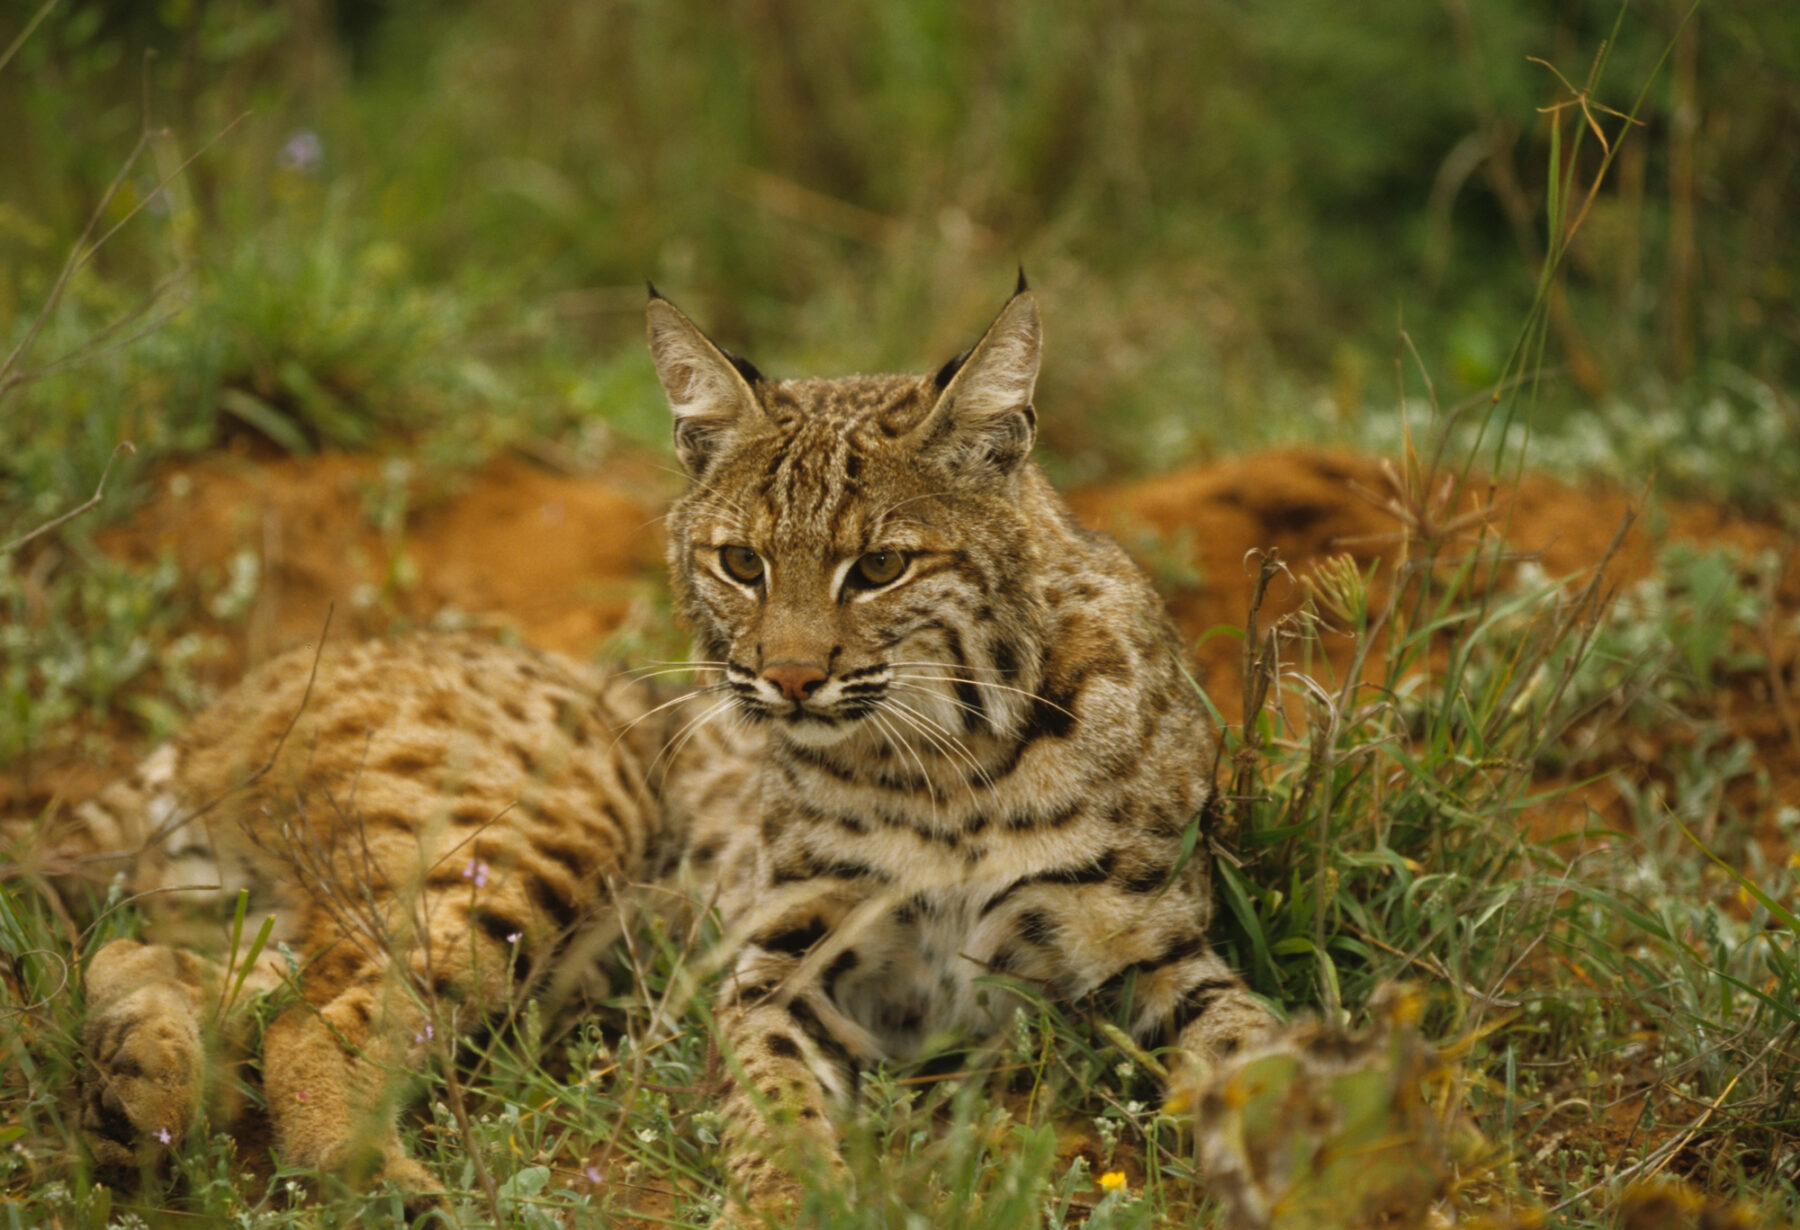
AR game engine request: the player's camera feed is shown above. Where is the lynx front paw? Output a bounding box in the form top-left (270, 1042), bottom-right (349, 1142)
top-left (1164, 988), bottom-right (1278, 1115)
top-left (312, 1140), bottom-right (446, 1214)
top-left (718, 1126), bottom-right (850, 1228)
top-left (81, 940), bottom-right (212, 1166)
top-left (720, 1181), bottom-right (805, 1230)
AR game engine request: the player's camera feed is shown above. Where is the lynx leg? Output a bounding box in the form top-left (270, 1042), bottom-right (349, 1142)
top-left (1137, 944), bottom-right (1275, 1113)
top-left (714, 952), bottom-right (864, 1224)
top-left (260, 996), bottom-right (440, 1197)
top-left (258, 893), bottom-right (528, 1199)
top-left (81, 939), bottom-right (220, 1166)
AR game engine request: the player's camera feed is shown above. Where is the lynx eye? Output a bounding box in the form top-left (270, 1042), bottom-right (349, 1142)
top-left (719, 545), bottom-right (765, 584)
top-left (851, 550), bottom-right (906, 589)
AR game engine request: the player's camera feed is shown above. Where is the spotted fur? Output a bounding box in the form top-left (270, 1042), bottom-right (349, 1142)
top-left (43, 284), bottom-right (1271, 1218)
top-left (48, 632), bottom-right (754, 1201)
top-left (650, 283), bottom-right (1272, 1217)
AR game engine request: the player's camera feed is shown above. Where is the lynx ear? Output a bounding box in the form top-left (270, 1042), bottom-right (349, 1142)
top-left (916, 287), bottom-right (1040, 479)
top-left (646, 291), bottom-right (765, 477)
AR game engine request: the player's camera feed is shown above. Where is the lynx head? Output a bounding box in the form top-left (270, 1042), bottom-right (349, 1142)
top-left (648, 282), bottom-right (1052, 750)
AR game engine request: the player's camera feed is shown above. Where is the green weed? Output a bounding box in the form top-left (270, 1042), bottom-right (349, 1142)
top-left (3, 2), bottom-right (1798, 1227)
top-left (0, 550), bottom-right (220, 762)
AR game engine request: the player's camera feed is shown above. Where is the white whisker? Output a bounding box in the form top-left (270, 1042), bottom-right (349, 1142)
top-left (656, 462), bottom-right (752, 522)
top-left (882, 697), bottom-right (992, 793)
top-left (610, 683), bottom-right (731, 750)
top-left (880, 660), bottom-right (1012, 677)
top-left (868, 711), bottom-right (941, 826)
top-left (621, 663), bottom-right (729, 684)
top-left (885, 679), bottom-right (987, 723)
top-left (889, 672), bottom-right (1072, 719)
top-left (649, 697), bottom-right (735, 782)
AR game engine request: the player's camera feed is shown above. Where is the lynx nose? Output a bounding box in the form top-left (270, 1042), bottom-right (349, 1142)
top-left (762, 662), bottom-right (827, 702)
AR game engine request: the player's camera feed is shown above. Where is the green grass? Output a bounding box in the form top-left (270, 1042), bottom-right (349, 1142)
top-left (4, 2), bottom-right (1799, 1227)
top-left (5, 0), bottom-right (1798, 498)
top-left (5, 462), bottom-right (1796, 1227)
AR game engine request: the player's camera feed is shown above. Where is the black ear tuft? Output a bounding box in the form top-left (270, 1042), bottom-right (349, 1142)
top-left (932, 347), bottom-right (972, 391)
top-left (646, 279), bottom-right (664, 301)
top-left (912, 290), bottom-right (1040, 480)
top-left (1014, 266), bottom-right (1029, 295)
top-left (722, 348), bottom-right (765, 385)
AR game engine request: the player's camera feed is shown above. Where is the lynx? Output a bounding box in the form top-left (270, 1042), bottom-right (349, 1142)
top-left (42, 279), bottom-right (1273, 1219)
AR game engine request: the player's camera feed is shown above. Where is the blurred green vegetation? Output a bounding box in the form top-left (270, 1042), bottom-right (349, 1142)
top-left (5, 7), bottom-right (1800, 1224)
top-left (1, 0), bottom-right (1796, 499)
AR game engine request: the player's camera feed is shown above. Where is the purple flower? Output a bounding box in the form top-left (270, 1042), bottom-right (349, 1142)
top-left (278, 128), bottom-right (324, 174)
top-left (507, 932), bottom-right (522, 944)
top-left (415, 1023), bottom-right (435, 1044)
top-left (462, 859), bottom-right (489, 889)
top-left (156, 1127), bottom-right (172, 1145)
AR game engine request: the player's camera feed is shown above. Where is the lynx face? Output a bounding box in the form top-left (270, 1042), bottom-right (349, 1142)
top-left (653, 292), bottom-right (1049, 752)
top-left (648, 286), bottom-right (1273, 1222)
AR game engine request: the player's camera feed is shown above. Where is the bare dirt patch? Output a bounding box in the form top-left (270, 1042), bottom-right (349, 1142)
top-left (99, 450), bottom-right (666, 662)
top-left (1075, 449), bottom-right (1800, 848)
top-left (10, 444), bottom-right (1799, 849)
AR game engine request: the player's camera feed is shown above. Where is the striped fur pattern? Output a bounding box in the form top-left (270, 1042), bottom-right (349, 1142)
top-left (650, 283), bottom-right (1272, 1217)
top-left (52, 284), bottom-right (1271, 1218)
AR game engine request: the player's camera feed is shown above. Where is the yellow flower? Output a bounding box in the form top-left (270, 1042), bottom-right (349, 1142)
top-left (1098, 1171), bottom-right (1127, 1193)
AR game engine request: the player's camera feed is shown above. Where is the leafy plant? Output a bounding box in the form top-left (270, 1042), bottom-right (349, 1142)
top-left (0, 549), bottom-right (219, 762)
top-left (3, 2), bottom-right (1798, 1227)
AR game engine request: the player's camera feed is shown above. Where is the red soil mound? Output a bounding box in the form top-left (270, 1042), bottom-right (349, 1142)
top-left (11, 446), bottom-right (1799, 843)
top-left (98, 451), bottom-right (664, 664)
top-left (1077, 449), bottom-right (1799, 849)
